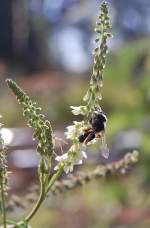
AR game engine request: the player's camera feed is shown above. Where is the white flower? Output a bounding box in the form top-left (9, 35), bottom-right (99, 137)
top-left (64, 163), bottom-right (74, 174)
top-left (64, 121), bottom-right (84, 140)
top-left (63, 150), bottom-right (87, 173)
top-left (55, 152), bottom-right (68, 162)
top-left (54, 152), bottom-right (72, 173)
top-left (74, 151), bottom-right (87, 165)
top-left (70, 106), bottom-right (82, 115)
top-left (70, 106), bottom-right (87, 115)
top-left (64, 125), bottom-right (75, 139)
top-left (54, 149), bottom-right (87, 174)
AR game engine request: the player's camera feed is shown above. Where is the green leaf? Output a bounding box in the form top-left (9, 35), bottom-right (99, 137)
top-left (6, 219), bottom-right (18, 225)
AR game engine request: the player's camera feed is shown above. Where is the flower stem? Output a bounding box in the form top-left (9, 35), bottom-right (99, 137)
top-left (18, 167), bottom-right (64, 225)
top-left (1, 182), bottom-right (7, 228)
top-left (46, 166), bottom-right (64, 194)
top-left (24, 181), bottom-right (45, 223)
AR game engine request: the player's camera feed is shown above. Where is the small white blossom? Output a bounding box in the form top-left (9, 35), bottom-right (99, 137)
top-left (55, 152), bottom-right (68, 162)
top-left (70, 106), bottom-right (86, 116)
top-left (54, 149), bottom-right (87, 174)
top-left (64, 163), bottom-right (74, 174)
top-left (64, 125), bottom-right (75, 139)
top-left (74, 151), bottom-right (87, 165)
top-left (64, 121), bottom-right (84, 140)
top-left (70, 106), bottom-right (81, 115)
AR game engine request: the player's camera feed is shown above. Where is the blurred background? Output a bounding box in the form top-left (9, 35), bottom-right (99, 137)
top-left (0, 0), bottom-right (150, 227)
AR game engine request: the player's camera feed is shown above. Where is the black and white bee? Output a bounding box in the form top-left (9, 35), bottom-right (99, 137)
top-left (78, 110), bottom-right (107, 144)
top-left (78, 110), bottom-right (109, 158)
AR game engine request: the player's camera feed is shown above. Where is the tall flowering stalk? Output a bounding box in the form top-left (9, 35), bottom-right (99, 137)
top-left (6, 79), bottom-right (53, 176)
top-left (83, 1), bottom-right (112, 115)
top-left (3, 1), bottom-right (113, 227)
top-left (0, 116), bottom-right (8, 228)
top-left (6, 79), bottom-right (60, 225)
top-left (55, 1), bottom-right (112, 173)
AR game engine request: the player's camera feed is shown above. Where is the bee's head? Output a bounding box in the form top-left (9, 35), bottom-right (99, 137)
top-left (93, 110), bottom-right (107, 123)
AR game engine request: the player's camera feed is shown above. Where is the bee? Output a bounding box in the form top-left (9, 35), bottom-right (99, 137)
top-left (78, 110), bottom-right (107, 144)
top-left (78, 110), bottom-right (109, 158)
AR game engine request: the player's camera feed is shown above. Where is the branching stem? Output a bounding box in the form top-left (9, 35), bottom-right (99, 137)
top-left (18, 167), bottom-right (64, 225)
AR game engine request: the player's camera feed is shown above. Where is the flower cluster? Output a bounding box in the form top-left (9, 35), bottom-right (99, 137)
top-left (55, 147), bottom-right (87, 174)
top-left (55, 121), bottom-right (87, 173)
top-left (55, 1), bottom-right (112, 174)
top-left (6, 79), bottom-right (53, 159)
top-left (6, 79), bottom-right (53, 179)
top-left (83, 1), bottom-right (112, 116)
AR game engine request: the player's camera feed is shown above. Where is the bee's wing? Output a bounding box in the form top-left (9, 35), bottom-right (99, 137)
top-left (101, 134), bottom-right (109, 159)
top-left (101, 144), bottom-right (109, 159)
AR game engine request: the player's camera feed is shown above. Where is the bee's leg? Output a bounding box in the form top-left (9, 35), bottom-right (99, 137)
top-left (84, 132), bottom-right (95, 144)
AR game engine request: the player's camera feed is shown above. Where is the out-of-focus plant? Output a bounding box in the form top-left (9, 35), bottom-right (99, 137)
top-left (0, 117), bottom-right (8, 228)
top-left (0, 2), bottom-right (139, 228)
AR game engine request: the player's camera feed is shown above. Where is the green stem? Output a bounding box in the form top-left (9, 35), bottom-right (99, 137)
top-left (44, 158), bottom-right (52, 187)
top-left (18, 167), bottom-right (64, 225)
top-left (1, 182), bottom-right (7, 228)
top-left (17, 178), bottom-right (45, 227)
top-left (46, 166), bottom-right (64, 194)
top-left (25, 181), bottom-right (45, 223)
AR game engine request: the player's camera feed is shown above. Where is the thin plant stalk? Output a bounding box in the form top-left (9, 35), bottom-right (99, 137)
top-left (0, 182), bottom-right (7, 228)
top-left (46, 166), bottom-right (64, 193)
top-left (25, 182), bottom-right (45, 223)
top-left (23, 167), bottom-right (64, 224)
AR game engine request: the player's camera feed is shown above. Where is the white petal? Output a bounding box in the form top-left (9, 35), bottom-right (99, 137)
top-left (74, 151), bottom-right (87, 165)
top-left (81, 151), bottom-right (87, 159)
top-left (74, 159), bottom-right (83, 165)
top-left (64, 132), bottom-right (71, 139)
top-left (64, 166), bottom-right (70, 174)
top-left (64, 164), bottom-right (73, 173)
top-left (66, 125), bottom-right (74, 132)
top-left (55, 153), bottom-right (68, 162)
top-left (54, 164), bottom-right (59, 171)
top-left (70, 106), bottom-right (81, 115)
